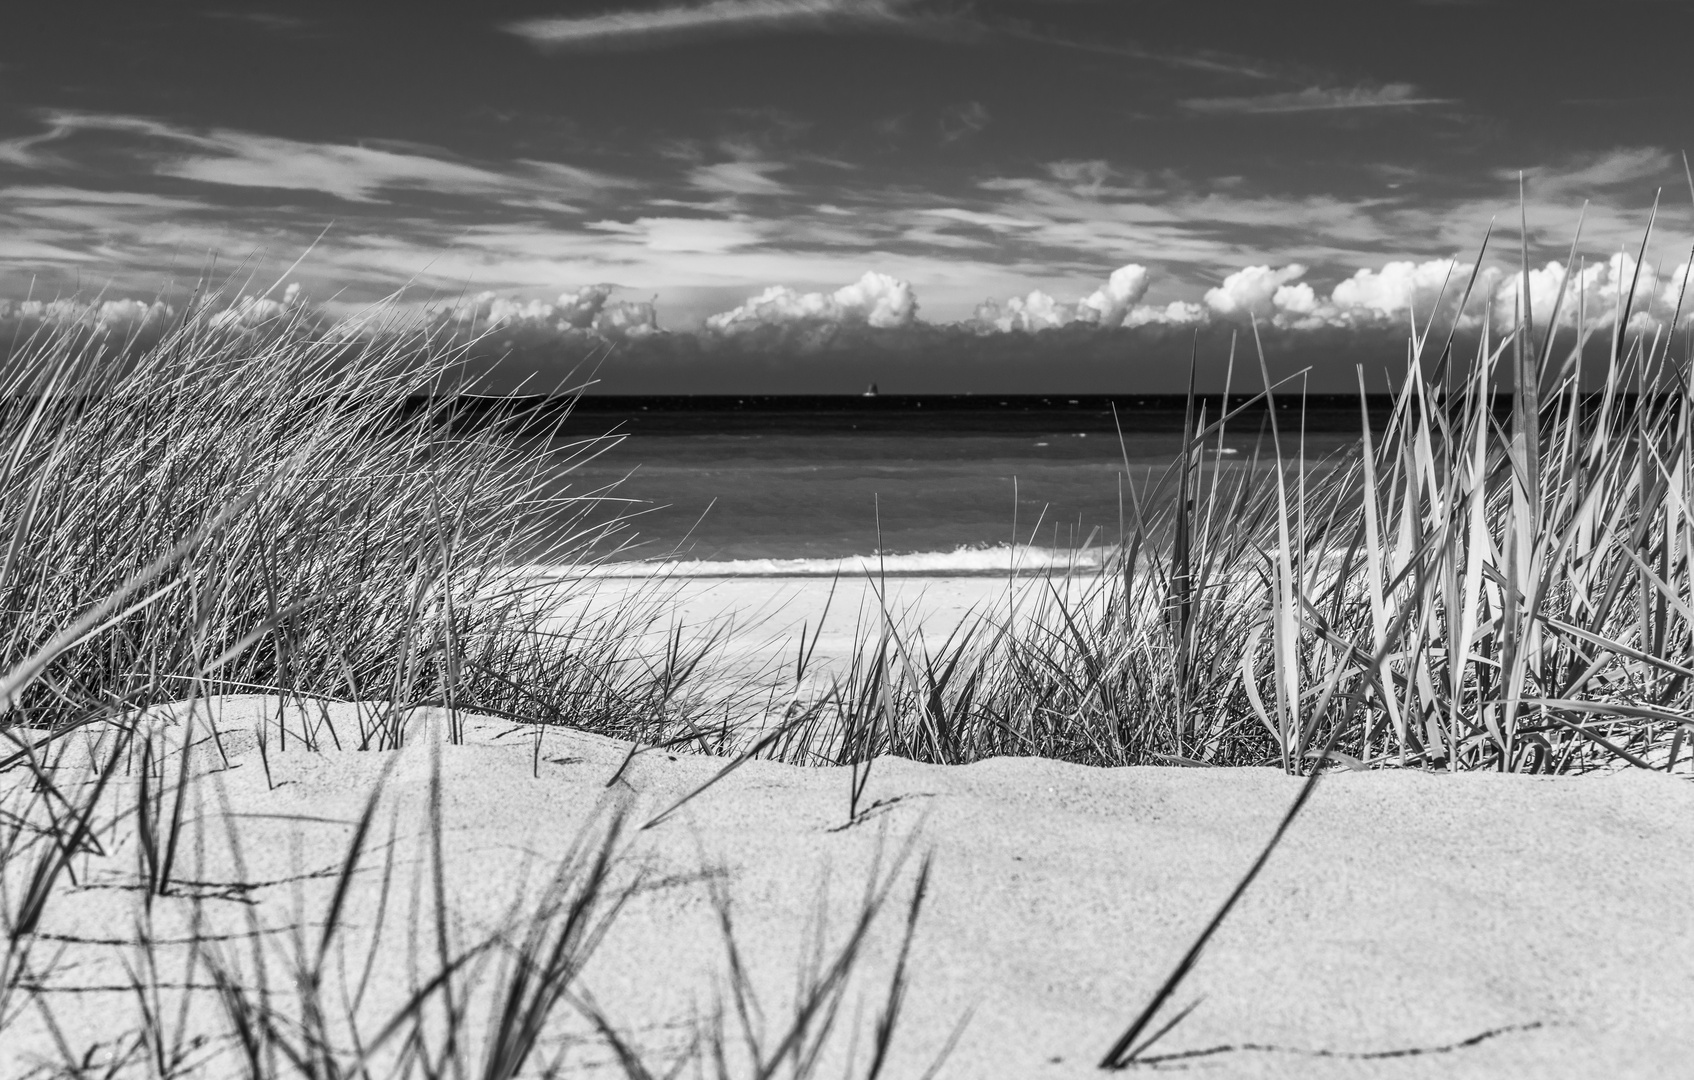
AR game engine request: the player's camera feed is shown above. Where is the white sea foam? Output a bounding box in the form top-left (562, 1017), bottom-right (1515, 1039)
top-left (549, 544), bottom-right (1113, 579)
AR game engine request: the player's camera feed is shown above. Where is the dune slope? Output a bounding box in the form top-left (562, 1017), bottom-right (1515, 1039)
top-left (4, 698), bottom-right (1690, 1079)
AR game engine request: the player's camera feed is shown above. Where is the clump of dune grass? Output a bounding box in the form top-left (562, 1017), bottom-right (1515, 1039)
top-left (767, 203), bottom-right (1694, 776)
top-left (0, 291), bottom-right (731, 739)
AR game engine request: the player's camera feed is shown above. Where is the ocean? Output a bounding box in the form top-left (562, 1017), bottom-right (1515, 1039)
top-left (550, 396), bottom-right (1378, 575)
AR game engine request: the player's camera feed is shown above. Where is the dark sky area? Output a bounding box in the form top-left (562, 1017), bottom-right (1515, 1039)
top-left (3, 1), bottom-right (1692, 391)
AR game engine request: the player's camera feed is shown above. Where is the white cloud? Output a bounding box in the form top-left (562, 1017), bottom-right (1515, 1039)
top-left (591, 297), bottom-right (662, 338)
top-left (208, 283), bottom-right (307, 329)
top-left (1200, 258), bottom-right (1506, 331)
top-left (920, 207), bottom-right (1039, 229)
top-left (21, 252), bottom-right (1694, 361)
top-left (4, 111), bottom-right (624, 206)
top-left (432, 284), bottom-right (659, 340)
top-left (587, 216), bottom-right (765, 254)
top-left (502, 0), bottom-right (917, 50)
top-left (974, 290), bottom-right (1069, 333)
top-left (705, 270), bottom-right (918, 332)
top-left (688, 160), bottom-right (792, 197)
top-left (1125, 300), bottom-right (1207, 327)
top-left (1045, 159), bottom-right (1113, 192)
top-left (0, 186), bottom-right (215, 212)
top-left (1329, 259), bottom-right (1465, 322)
top-left (1019, 257), bottom-right (1483, 333)
top-left (1203, 264), bottom-right (1309, 319)
top-left (1490, 251), bottom-right (1684, 331)
top-left (1273, 281), bottom-right (1318, 316)
top-left (0, 238), bottom-right (100, 263)
top-left (0, 296), bottom-right (175, 329)
top-left (1075, 264), bottom-right (1151, 325)
top-left (832, 272), bottom-right (917, 327)
top-left (971, 263), bottom-right (1156, 332)
top-left (1659, 262), bottom-right (1694, 319)
top-left (164, 136), bottom-right (562, 203)
top-left (1182, 83), bottom-right (1452, 115)
top-left (1489, 261), bottom-right (1567, 331)
top-left (95, 298), bottom-right (174, 327)
top-left (0, 112), bottom-right (183, 169)
top-left (1511, 147), bottom-right (1676, 199)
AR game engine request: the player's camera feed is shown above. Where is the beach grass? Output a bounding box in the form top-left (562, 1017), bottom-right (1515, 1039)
top-left (763, 213), bottom-right (1694, 778)
top-left (0, 295), bottom-right (740, 741)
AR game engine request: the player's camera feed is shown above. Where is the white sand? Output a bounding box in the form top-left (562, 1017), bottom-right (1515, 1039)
top-left (551, 572), bottom-right (1110, 689)
top-left (5, 698), bottom-right (1691, 1078)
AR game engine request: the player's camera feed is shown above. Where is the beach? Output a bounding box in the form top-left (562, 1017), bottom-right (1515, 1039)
top-left (7, 700), bottom-right (1691, 1078)
top-left (547, 562), bottom-right (1115, 699)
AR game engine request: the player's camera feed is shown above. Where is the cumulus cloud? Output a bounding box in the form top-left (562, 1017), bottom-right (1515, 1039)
top-left (1489, 251), bottom-right (1692, 332)
top-left (1201, 259), bottom-right (1511, 331)
top-left (0, 284), bottom-right (330, 337)
top-left (1330, 259), bottom-right (1464, 322)
top-left (1190, 253), bottom-right (1694, 336)
top-left (970, 263), bottom-right (1168, 332)
top-left (1126, 300), bottom-right (1207, 327)
top-left (1075, 264), bottom-right (1151, 325)
top-left (1659, 261), bottom-right (1694, 319)
top-left (0, 296), bottom-right (175, 331)
top-left (1203, 264), bottom-right (1310, 320)
top-left (973, 290), bottom-right (1068, 333)
top-left (14, 253), bottom-right (1691, 387)
top-left (208, 283), bottom-right (309, 329)
top-left (705, 271), bottom-right (918, 332)
top-left (434, 284), bottom-right (660, 340)
top-left (591, 298), bottom-right (663, 338)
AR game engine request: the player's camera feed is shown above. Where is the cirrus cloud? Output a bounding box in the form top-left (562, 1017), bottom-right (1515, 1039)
top-left (2, 110), bottom-right (623, 205)
top-left (502, 0), bottom-right (924, 51)
top-left (1181, 83), bottom-right (1454, 115)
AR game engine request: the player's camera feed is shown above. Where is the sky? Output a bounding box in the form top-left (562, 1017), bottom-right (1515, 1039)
top-left (4, 1), bottom-right (1694, 392)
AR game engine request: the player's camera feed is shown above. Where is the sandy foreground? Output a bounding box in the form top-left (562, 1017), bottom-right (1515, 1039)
top-left (4, 696), bottom-right (1691, 1079)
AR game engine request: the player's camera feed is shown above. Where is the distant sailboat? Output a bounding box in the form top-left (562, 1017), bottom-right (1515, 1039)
top-left (862, 382), bottom-right (878, 397)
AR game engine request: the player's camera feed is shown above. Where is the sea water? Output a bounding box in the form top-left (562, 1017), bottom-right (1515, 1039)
top-left (552, 398), bottom-right (1370, 575)
top-left (534, 398), bottom-right (1371, 687)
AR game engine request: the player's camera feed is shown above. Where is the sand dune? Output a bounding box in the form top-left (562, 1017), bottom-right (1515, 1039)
top-left (6, 697), bottom-right (1691, 1078)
